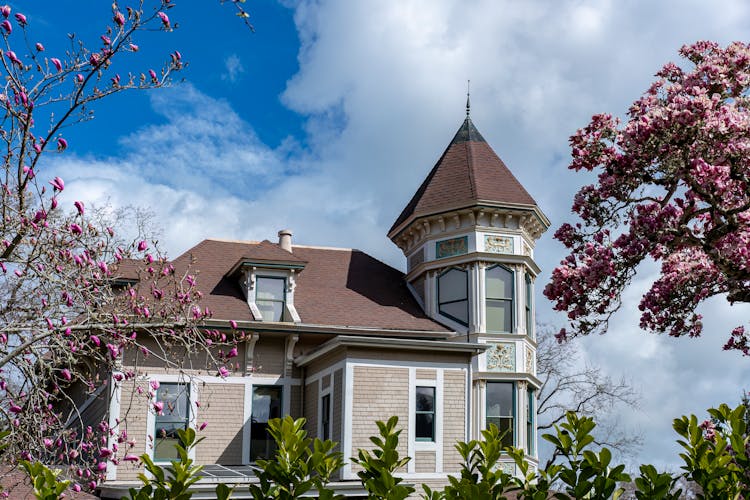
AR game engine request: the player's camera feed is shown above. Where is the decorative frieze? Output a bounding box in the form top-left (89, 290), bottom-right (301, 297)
top-left (525, 347), bottom-right (534, 373)
top-left (486, 342), bottom-right (515, 372)
top-left (408, 247), bottom-right (425, 270)
top-left (485, 235), bottom-right (514, 254)
top-left (436, 236), bottom-right (468, 259)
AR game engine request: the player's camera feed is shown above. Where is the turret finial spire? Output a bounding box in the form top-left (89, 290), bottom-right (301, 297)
top-left (466, 80), bottom-right (471, 118)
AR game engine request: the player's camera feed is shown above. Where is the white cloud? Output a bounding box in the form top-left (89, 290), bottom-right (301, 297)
top-left (55, 0), bottom-right (750, 469)
top-left (221, 54), bottom-right (245, 83)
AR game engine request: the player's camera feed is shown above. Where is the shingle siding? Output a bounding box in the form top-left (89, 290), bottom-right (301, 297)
top-left (443, 370), bottom-right (466, 472)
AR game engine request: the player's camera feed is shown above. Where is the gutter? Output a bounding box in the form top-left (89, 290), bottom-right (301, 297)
top-left (200, 319), bottom-right (453, 339)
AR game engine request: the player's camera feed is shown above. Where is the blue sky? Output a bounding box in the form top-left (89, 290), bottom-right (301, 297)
top-left (23, 0), bottom-right (750, 470)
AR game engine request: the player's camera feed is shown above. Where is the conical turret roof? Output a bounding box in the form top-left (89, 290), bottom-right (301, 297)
top-left (390, 117), bottom-right (537, 234)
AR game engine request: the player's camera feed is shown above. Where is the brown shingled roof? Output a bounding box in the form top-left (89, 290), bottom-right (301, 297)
top-left (390, 117), bottom-right (537, 233)
top-left (171, 239), bottom-right (448, 332)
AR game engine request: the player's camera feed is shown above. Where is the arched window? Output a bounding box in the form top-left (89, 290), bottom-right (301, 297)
top-left (438, 268), bottom-right (468, 325)
top-left (486, 265), bottom-right (514, 332)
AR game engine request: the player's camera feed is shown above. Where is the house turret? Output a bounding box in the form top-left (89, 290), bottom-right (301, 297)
top-left (389, 108), bottom-right (550, 472)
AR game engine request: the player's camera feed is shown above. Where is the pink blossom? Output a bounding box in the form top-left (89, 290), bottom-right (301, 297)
top-left (61, 369), bottom-right (71, 381)
top-left (0, 20), bottom-right (10, 34)
top-left (137, 240), bottom-right (148, 252)
top-left (153, 401), bottom-right (164, 414)
top-left (227, 347), bottom-right (238, 359)
top-left (113, 11), bottom-right (125, 27)
top-left (0, 6), bottom-right (9, 18)
top-left (50, 57), bottom-right (62, 72)
top-left (90, 335), bottom-right (101, 347)
top-left (199, 422), bottom-right (207, 431)
top-left (129, 43), bottom-right (139, 52)
top-left (123, 454), bottom-right (139, 462)
top-left (157, 11), bottom-right (170, 29)
top-left (69, 223), bottom-right (82, 235)
top-left (150, 380), bottom-right (160, 391)
top-left (35, 42), bottom-right (43, 51)
top-left (5, 50), bottom-right (21, 67)
top-left (74, 200), bottom-right (84, 215)
top-left (148, 69), bottom-right (157, 82)
top-left (43, 438), bottom-right (52, 448)
top-left (229, 319), bottom-right (238, 329)
top-left (50, 176), bottom-right (64, 191)
top-left (14, 13), bottom-right (26, 26)
top-left (218, 366), bottom-right (229, 378)
top-left (101, 35), bottom-right (111, 46)
top-left (56, 137), bottom-right (67, 151)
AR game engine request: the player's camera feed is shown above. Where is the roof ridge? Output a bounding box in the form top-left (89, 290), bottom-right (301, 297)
top-left (293, 244), bottom-right (354, 251)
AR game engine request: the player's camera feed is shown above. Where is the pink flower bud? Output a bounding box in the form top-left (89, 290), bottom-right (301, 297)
top-left (123, 454), bottom-right (139, 462)
top-left (199, 422), bottom-right (207, 431)
top-left (14, 13), bottom-right (26, 26)
top-left (50, 57), bottom-right (62, 72)
top-left (0, 6), bottom-right (9, 18)
top-left (74, 200), bottom-right (84, 215)
top-left (61, 369), bottom-right (71, 381)
top-left (90, 335), bottom-right (101, 347)
top-left (218, 366), bottom-right (229, 378)
top-left (229, 320), bottom-right (238, 329)
top-left (129, 43), bottom-right (139, 52)
top-left (113, 11), bottom-right (125, 27)
top-left (35, 42), bottom-right (43, 51)
top-left (50, 176), bottom-right (64, 191)
top-left (153, 401), bottom-right (164, 414)
top-left (0, 20), bottom-right (11, 34)
top-left (157, 11), bottom-right (170, 29)
top-left (56, 137), bottom-right (67, 151)
top-left (150, 380), bottom-right (160, 391)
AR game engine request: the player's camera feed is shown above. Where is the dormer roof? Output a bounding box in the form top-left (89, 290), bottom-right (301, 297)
top-left (390, 117), bottom-right (537, 235)
top-left (227, 240), bottom-right (307, 276)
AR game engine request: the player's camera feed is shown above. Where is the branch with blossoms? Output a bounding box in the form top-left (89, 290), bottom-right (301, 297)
top-left (0, 2), bottom-right (243, 493)
top-left (545, 40), bottom-right (750, 355)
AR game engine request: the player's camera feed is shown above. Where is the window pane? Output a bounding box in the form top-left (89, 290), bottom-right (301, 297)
top-left (440, 299), bottom-right (468, 324)
top-left (256, 277), bottom-right (285, 300)
top-left (156, 384), bottom-right (189, 419)
top-left (438, 269), bottom-right (467, 303)
top-left (486, 382), bottom-right (513, 417)
top-left (250, 386), bottom-right (282, 461)
top-left (486, 266), bottom-right (513, 299)
top-left (416, 387), bottom-right (434, 412)
top-left (321, 394), bottom-right (331, 441)
top-left (486, 416), bottom-right (513, 448)
top-left (257, 300), bottom-right (283, 322)
top-left (154, 383), bottom-right (189, 461)
top-left (486, 299), bottom-right (512, 332)
top-left (415, 413), bottom-right (434, 441)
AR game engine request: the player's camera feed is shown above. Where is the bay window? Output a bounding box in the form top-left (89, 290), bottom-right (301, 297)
top-left (486, 381), bottom-right (514, 448)
top-left (486, 265), bottom-right (514, 332)
top-left (438, 268), bottom-right (468, 325)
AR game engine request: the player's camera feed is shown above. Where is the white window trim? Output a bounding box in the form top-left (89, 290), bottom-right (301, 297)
top-left (318, 386), bottom-right (333, 442)
top-left (243, 268), bottom-right (301, 322)
top-left (241, 375), bottom-right (293, 465)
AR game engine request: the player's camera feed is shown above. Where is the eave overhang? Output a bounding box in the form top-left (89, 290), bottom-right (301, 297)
top-left (406, 251), bottom-right (542, 282)
top-left (200, 319), bottom-right (452, 339)
top-left (227, 258), bottom-right (307, 277)
top-left (294, 334), bottom-right (489, 367)
top-left (388, 200), bottom-right (551, 242)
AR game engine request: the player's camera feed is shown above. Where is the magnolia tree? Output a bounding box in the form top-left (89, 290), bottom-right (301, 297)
top-left (545, 41), bottom-right (750, 354)
top-left (0, 1), bottom-right (239, 492)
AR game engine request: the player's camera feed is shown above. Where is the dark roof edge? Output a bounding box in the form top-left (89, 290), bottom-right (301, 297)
top-left (295, 335), bottom-right (488, 366)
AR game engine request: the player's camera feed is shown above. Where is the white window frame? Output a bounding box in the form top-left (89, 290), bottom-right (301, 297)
top-left (144, 376), bottom-right (199, 464)
top-left (319, 386), bottom-right (333, 442)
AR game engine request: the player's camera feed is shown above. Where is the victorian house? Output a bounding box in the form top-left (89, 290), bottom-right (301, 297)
top-left (92, 110), bottom-right (549, 498)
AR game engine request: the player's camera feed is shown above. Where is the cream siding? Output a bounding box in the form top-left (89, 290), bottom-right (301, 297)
top-left (195, 383), bottom-right (245, 464)
top-left (443, 369), bottom-right (466, 472)
top-left (351, 366), bottom-right (409, 472)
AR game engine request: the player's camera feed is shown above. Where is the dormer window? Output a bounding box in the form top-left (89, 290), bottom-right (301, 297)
top-left (227, 239), bottom-right (307, 324)
top-left (256, 276), bottom-right (286, 322)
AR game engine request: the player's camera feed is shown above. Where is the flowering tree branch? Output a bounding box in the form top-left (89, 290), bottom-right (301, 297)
top-left (545, 41), bottom-right (750, 355)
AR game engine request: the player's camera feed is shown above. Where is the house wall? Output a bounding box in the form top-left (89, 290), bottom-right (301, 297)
top-left (350, 365), bottom-right (410, 473)
top-left (341, 353), bottom-right (471, 484)
top-left (195, 383), bottom-right (245, 464)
